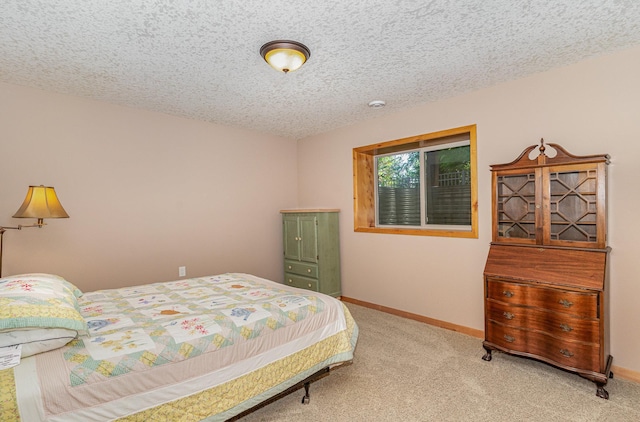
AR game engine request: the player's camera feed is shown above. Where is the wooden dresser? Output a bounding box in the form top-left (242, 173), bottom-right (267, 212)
top-left (482, 140), bottom-right (612, 398)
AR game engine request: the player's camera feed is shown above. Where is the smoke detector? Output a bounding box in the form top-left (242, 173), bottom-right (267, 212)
top-left (368, 100), bottom-right (386, 108)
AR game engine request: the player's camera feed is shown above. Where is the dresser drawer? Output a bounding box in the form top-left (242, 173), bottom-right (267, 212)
top-left (284, 273), bottom-right (319, 292)
top-left (284, 260), bottom-right (319, 278)
top-left (486, 300), bottom-right (600, 343)
top-left (487, 279), bottom-right (599, 318)
top-left (486, 321), bottom-right (601, 372)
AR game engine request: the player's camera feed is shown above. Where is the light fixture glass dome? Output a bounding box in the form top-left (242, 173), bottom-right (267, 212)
top-left (260, 40), bottom-right (310, 73)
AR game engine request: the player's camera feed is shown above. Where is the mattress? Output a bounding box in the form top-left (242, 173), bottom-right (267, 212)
top-left (0, 273), bottom-right (358, 421)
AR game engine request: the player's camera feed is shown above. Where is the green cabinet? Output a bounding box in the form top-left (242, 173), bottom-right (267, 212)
top-left (281, 209), bottom-right (341, 297)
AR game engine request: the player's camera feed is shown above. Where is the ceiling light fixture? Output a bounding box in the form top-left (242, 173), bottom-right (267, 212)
top-left (260, 40), bottom-right (310, 73)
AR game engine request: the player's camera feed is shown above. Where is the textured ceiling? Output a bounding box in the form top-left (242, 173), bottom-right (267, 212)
top-left (1, 1), bottom-right (640, 140)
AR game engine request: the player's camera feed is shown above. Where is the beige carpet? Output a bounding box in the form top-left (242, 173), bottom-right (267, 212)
top-left (241, 303), bottom-right (640, 421)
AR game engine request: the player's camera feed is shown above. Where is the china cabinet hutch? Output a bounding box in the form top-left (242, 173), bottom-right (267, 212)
top-left (482, 140), bottom-right (612, 398)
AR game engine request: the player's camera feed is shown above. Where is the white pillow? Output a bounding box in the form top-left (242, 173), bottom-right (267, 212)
top-left (0, 327), bottom-right (78, 357)
top-left (0, 273), bottom-right (86, 356)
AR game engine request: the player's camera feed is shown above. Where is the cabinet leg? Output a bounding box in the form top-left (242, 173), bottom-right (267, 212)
top-left (482, 347), bottom-right (492, 362)
top-left (596, 383), bottom-right (609, 400)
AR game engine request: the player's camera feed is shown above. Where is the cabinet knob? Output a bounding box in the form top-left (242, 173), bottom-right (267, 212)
top-left (559, 349), bottom-right (574, 358)
top-left (558, 299), bottom-right (573, 308)
top-left (288, 279), bottom-right (292, 283)
top-left (502, 290), bottom-right (514, 298)
top-left (307, 269), bottom-right (311, 273)
top-left (308, 283), bottom-right (312, 288)
top-left (288, 265), bottom-right (292, 269)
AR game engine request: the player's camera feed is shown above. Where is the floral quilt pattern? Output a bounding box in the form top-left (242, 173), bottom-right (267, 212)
top-left (66, 273), bottom-right (321, 386)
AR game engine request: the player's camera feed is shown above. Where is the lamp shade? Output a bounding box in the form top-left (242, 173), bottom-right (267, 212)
top-left (260, 40), bottom-right (310, 73)
top-left (13, 185), bottom-right (69, 220)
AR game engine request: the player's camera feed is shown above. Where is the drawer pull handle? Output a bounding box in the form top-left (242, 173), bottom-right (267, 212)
top-left (307, 269), bottom-right (311, 273)
top-left (288, 279), bottom-right (292, 283)
top-left (559, 299), bottom-right (573, 308)
top-left (502, 290), bottom-right (514, 298)
top-left (560, 323), bottom-right (573, 332)
top-left (288, 265), bottom-right (292, 270)
top-left (503, 335), bottom-right (515, 343)
top-left (308, 283), bottom-right (312, 288)
top-left (560, 349), bottom-right (574, 358)
top-left (503, 312), bottom-right (515, 320)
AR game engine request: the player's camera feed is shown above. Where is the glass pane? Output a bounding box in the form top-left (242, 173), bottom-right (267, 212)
top-left (496, 173), bottom-right (536, 239)
top-left (377, 152), bottom-right (420, 226)
top-left (424, 145), bottom-right (471, 225)
top-left (549, 169), bottom-right (598, 243)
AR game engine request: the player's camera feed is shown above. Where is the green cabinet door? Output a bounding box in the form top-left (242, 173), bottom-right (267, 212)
top-left (283, 216), bottom-right (300, 260)
top-left (299, 215), bottom-right (318, 263)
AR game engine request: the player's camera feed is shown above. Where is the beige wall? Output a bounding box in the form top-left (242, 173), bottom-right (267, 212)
top-left (0, 83), bottom-right (298, 291)
top-left (297, 46), bottom-right (640, 373)
top-left (1, 45), bottom-right (639, 374)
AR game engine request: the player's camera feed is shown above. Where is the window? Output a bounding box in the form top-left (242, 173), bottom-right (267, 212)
top-left (353, 125), bottom-right (478, 238)
top-left (377, 141), bottom-right (471, 228)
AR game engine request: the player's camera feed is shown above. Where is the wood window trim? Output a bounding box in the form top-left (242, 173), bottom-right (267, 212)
top-left (353, 124), bottom-right (478, 238)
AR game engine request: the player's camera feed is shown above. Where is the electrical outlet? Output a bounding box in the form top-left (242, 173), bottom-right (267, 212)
top-left (179, 266), bottom-right (186, 277)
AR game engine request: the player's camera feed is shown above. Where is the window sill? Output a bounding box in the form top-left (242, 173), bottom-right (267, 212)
top-left (354, 225), bottom-right (478, 238)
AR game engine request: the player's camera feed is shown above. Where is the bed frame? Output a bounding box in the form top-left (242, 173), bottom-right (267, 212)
top-left (228, 361), bottom-right (351, 420)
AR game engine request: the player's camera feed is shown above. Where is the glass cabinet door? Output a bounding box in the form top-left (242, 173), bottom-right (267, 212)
top-left (491, 142), bottom-right (608, 249)
top-left (495, 170), bottom-right (538, 244)
top-left (545, 164), bottom-right (604, 248)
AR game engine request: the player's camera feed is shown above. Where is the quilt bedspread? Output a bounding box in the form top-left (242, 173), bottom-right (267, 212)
top-left (0, 273), bottom-right (357, 421)
top-left (68, 273), bottom-right (328, 385)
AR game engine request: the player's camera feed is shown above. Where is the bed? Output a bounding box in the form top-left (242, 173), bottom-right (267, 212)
top-left (0, 272), bottom-right (358, 421)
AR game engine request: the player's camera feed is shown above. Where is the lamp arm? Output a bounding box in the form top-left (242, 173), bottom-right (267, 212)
top-left (0, 221), bottom-right (46, 234)
top-left (0, 222), bottom-right (45, 277)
